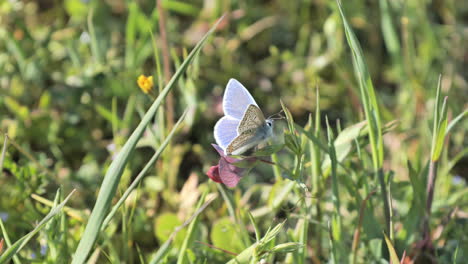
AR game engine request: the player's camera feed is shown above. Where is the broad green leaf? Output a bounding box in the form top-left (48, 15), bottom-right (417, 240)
top-left (210, 218), bottom-right (245, 254)
top-left (154, 212), bottom-right (186, 247)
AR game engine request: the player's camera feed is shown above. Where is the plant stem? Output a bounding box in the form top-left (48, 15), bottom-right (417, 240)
top-left (157, 0), bottom-right (174, 129)
top-left (377, 169), bottom-right (391, 238)
top-left (423, 160), bottom-right (438, 241)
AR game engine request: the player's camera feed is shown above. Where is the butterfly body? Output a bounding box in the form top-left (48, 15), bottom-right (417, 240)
top-left (214, 79), bottom-right (274, 155)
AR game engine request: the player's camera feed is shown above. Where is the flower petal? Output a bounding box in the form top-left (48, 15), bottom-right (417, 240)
top-left (206, 165), bottom-right (222, 183)
top-left (219, 157), bottom-right (245, 187)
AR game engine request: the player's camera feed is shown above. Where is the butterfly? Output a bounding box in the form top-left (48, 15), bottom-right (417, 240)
top-left (214, 79), bottom-right (274, 155)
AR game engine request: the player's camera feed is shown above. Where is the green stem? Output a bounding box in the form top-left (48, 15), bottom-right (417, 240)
top-left (377, 169), bottom-right (391, 237)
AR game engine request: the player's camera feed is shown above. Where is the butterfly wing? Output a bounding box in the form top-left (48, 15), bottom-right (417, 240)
top-left (237, 104), bottom-right (266, 134)
top-left (223, 79), bottom-right (258, 120)
top-left (214, 116), bottom-right (240, 150)
top-left (225, 133), bottom-right (255, 155)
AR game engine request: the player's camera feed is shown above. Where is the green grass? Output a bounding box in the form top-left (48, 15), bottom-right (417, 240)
top-left (0, 0), bottom-right (467, 263)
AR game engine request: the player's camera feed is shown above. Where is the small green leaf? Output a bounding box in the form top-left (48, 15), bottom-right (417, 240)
top-left (247, 211), bottom-right (260, 243)
top-left (432, 117), bottom-right (448, 161)
top-left (154, 212), bottom-right (186, 247)
top-left (269, 242), bottom-right (303, 253)
top-left (446, 109), bottom-right (467, 135)
top-left (210, 218), bottom-right (245, 254)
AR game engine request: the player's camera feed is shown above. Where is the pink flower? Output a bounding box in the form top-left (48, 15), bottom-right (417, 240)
top-left (206, 144), bottom-right (257, 188)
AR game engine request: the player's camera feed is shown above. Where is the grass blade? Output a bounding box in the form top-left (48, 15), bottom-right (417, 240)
top-left (446, 108), bottom-right (467, 135)
top-left (0, 217), bottom-right (20, 264)
top-left (325, 117), bottom-right (342, 246)
top-left (0, 134), bottom-right (8, 175)
top-left (71, 15), bottom-right (224, 264)
top-left (337, 0), bottom-right (390, 237)
top-left (336, 0), bottom-right (384, 169)
top-left (383, 232), bottom-right (400, 264)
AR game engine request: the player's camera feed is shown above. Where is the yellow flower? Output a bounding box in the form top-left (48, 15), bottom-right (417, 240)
top-left (137, 75), bottom-right (154, 94)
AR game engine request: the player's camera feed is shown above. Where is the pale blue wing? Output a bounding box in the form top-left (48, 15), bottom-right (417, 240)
top-left (214, 116), bottom-right (240, 150)
top-left (223, 79), bottom-right (258, 120)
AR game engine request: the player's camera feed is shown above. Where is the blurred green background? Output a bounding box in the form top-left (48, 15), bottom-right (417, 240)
top-left (0, 0), bottom-right (467, 263)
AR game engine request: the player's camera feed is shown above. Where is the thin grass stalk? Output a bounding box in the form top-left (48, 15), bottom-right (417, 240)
top-left (87, 8), bottom-right (103, 65)
top-left (351, 190), bottom-right (376, 264)
top-left (326, 117), bottom-right (343, 261)
top-left (121, 197), bottom-right (129, 261)
top-left (294, 152), bottom-right (307, 263)
top-left (0, 218), bottom-right (21, 264)
top-left (310, 86), bottom-right (323, 258)
top-left (0, 134), bottom-right (8, 175)
top-left (149, 29), bottom-right (166, 141)
top-left (271, 152), bottom-right (282, 180)
top-left (59, 191), bottom-right (70, 261)
top-left (423, 76), bottom-right (447, 244)
top-left (298, 215), bottom-right (308, 264)
top-left (71, 17), bottom-right (223, 263)
top-left (157, 0), bottom-right (174, 129)
top-left (377, 169), bottom-right (391, 235)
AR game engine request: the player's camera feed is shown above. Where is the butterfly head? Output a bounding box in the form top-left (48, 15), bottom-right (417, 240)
top-left (264, 118), bottom-right (275, 139)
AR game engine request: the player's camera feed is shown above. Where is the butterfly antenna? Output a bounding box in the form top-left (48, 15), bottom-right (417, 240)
top-left (268, 109), bottom-right (285, 120)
